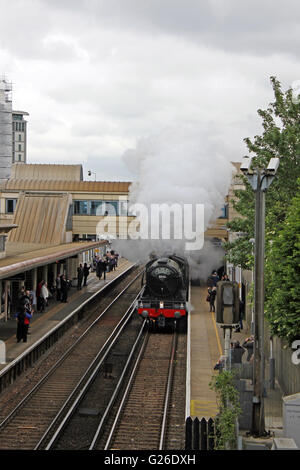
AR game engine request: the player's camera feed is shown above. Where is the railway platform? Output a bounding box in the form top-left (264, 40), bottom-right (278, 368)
top-left (187, 285), bottom-right (254, 419)
top-left (187, 285), bottom-right (221, 419)
top-left (187, 285), bottom-right (284, 447)
top-left (0, 258), bottom-right (134, 371)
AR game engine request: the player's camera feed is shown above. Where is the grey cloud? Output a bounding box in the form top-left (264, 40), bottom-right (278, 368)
top-left (38, 0), bottom-right (300, 57)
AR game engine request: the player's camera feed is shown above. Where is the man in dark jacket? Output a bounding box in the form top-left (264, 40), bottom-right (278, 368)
top-left (83, 263), bottom-right (90, 286)
top-left (96, 258), bottom-right (107, 280)
top-left (242, 336), bottom-right (254, 362)
top-left (77, 264), bottom-right (83, 290)
top-left (207, 287), bottom-right (217, 312)
top-left (15, 306), bottom-right (32, 343)
top-left (60, 274), bottom-right (68, 302)
top-left (231, 341), bottom-right (245, 364)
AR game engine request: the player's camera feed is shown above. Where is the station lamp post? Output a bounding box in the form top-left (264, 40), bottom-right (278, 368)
top-left (240, 156), bottom-right (280, 436)
top-left (88, 170), bottom-right (96, 180)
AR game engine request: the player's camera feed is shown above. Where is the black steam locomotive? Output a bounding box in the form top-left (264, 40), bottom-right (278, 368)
top-left (137, 254), bottom-right (189, 329)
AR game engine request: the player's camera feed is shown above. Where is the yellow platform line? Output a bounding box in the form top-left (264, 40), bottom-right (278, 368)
top-left (191, 400), bottom-right (219, 417)
top-left (211, 311), bottom-right (223, 356)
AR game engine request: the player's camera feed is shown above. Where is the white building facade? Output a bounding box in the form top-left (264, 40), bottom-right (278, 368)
top-left (0, 79), bottom-right (12, 180)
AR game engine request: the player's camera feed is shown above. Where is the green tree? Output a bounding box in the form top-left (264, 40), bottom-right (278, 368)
top-left (225, 76), bottom-right (300, 340)
top-left (209, 370), bottom-right (241, 450)
top-left (265, 182), bottom-right (300, 342)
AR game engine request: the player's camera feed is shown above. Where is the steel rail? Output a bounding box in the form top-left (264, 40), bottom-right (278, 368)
top-left (100, 327), bottom-right (177, 451)
top-left (92, 326), bottom-right (150, 450)
top-left (159, 326), bottom-right (178, 450)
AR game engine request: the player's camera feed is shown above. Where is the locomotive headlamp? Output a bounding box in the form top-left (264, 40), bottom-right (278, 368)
top-left (159, 301), bottom-right (164, 309)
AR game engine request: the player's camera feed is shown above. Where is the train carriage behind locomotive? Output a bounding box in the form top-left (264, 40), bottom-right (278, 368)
top-left (137, 254), bottom-right (189, 328)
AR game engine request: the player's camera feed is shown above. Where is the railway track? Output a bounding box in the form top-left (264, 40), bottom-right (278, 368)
top-left (0, 270), bottom-right (144, 450)
top-left (99, 330), bottom-right (178, 450)
top-left (89, 324), bottom-right (186, 451)
top-left (44, 326), bottom-right (184, 451)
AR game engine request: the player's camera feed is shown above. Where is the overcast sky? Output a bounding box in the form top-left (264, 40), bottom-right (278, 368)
top-left (1, 0), bottom-right (300, 181)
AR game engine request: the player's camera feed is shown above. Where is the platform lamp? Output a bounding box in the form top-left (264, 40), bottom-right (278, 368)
top-left (240, 156), bottom-right (280, 437)
top-left (88, 170), bottom-right (96, 181)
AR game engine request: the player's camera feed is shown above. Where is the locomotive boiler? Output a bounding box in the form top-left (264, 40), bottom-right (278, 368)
top-left (137, 254), bottom-right (189, 329)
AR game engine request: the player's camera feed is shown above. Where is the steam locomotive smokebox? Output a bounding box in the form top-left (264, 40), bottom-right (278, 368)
top-left (147, 256), bottom-right (188, 298)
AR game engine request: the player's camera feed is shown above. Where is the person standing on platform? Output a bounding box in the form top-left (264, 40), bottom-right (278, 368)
top-left (242, 335), bottom-right (254, 362)
top-left (97, 258), bottom-right (105, 280)
top-left (40, 281), bottom-right (49, 312)
top-left (56, 275), bottom-right (61, 301)
top-left (211, 271), bottom-right (220, 287)
top-left (100, 258), bottom-right (108, 280)
top-left (207, 286), bottom-right (217, 312)
top-left (96, 258), bottom-right (102, 280)
top-left (60, 274), bottom-right (68, 303)
top-left (83, 263), bottom-right (91, 286)
top-left (231, 341), bottom-right (245, 364)
top-left (37, 280), bottom-right (43, 312)
top-left (15, 306), bottom-right (32, 343)
top-left (77, 264), bottom-right (83, 290)
top-left (18, 286), bottom-right (25, 304)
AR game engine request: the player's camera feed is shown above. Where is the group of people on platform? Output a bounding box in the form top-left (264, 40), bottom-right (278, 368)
top-left (77, 251), bottom-right (119, 288)
top-left (214, 336), bottom-right (255, 370)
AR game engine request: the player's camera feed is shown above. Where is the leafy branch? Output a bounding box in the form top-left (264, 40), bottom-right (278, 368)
top-left (210, 370), bottom-right (241, 450)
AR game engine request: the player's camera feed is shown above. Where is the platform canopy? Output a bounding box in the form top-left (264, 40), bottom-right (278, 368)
top-left (0, 240), bottom-right (106, 280)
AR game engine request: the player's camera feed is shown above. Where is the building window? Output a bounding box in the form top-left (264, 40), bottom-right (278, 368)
top-left (105, 201), bottom-right (118, 215)
top-left (18, 134), bottom-right (22, 141)
top-left (73, 200), bottom-right (121, 216)
top-left (5, 199), bottom-right (17, 213)
top-left (18, 154), bottom-right (22, 162)
top-left (90, 201), bottom-right (105, 216)
top-left (18, 144), bottom-right (21, 151)
top-left (218, 204), bottom-right (228, 219)
top-left (74, 200), bottom-right (88, 215)
top-left (66, 204), bottom-right (73, 231)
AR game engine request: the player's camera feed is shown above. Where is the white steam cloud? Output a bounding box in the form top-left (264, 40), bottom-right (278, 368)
top-left (113, 124), bottom-right (235, 279)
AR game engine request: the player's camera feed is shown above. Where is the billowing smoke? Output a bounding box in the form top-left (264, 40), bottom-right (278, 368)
top-left (112, 124), bottom-right (235, 279)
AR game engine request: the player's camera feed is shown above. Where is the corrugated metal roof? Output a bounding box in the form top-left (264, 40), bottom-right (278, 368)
top-left (0, 241), bottom-right (106, 280)
top-left (0, 179), bottom-right (131, 193)
top-left (10, 163), bottom-right (83, 181)
top-left (7, 193), bottom-right (71, 246)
